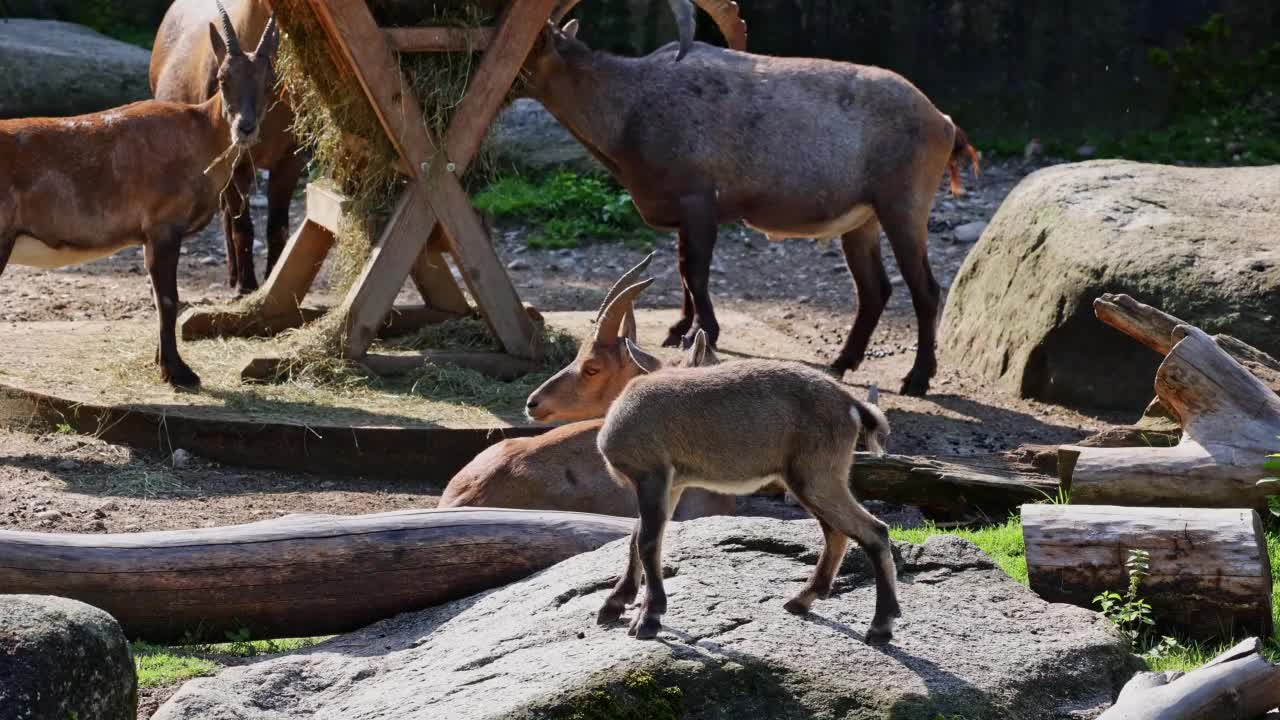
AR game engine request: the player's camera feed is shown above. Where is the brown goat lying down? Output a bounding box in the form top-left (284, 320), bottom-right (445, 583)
top-left (595, 358), bottom-right (896, 643)
top-left (440, 255), bottom-right (735, 519)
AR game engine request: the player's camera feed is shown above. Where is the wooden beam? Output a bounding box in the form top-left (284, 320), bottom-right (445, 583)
top-left (179, 220), bottom-right (334, 340)
top-left (362, 351), bottom-right (539, 379)
top-left (412, 240), bottom-right (472, 315)
top-left (1099, 638), bottom-right (1280, 719)
top-left (385, 27), bottom-right (495, 53)
top-left (304, 180), bottom-right (353, 235)
top-left (0, 508), bottom-right (631, 643)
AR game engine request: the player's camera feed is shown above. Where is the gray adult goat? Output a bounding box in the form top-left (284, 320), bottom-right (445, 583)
top-left (525, 1), bottom-right (979, 396)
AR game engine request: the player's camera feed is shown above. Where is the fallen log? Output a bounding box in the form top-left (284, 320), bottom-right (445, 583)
top-left (1022, 504), bottom-right (1273, 641)
top-left (852, 452), bottom-right (1058, 520)
top-left (1099, 638), bottom-right (1280, 719)
top-left (0, 508), bottom-right (631, 644)
top-left (1094, 293), bottom-right (1280, 431)
top-left (1063, 304), bottom-right (1280, 509)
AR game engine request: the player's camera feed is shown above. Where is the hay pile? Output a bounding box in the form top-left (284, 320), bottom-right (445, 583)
top-left (207, 0), bottom-right (542, 387)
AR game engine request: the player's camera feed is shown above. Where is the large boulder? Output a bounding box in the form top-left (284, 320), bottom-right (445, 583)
top-left (941, 160), bottom-right (1280, 411)
top-left (487, 98), bottom-right (601, 174)
top-left (0, 594), bottom-right (137, 720)
top-left (155, 517), bottom-right (1137, 719)
top-left (0, 20), bottom-right (151, 119)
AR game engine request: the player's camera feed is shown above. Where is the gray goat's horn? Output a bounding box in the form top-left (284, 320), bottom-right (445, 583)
top-left (668, 0), bottom-right (695, 60)
top-left (594, 251), bottom-right (655, 322)
top-left (216, 0), bottom-right (242, 55)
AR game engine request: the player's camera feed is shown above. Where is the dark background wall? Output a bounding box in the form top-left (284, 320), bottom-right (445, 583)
top-left (7, 0), bottom-right (1279, 137)
top-left (574, 0), bottom-right (1280, 136)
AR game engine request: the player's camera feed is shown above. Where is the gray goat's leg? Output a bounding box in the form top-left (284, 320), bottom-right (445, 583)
top-left (879, 201), bottom-right (940, 397)
top-left (783, 515), bottom-right (849, 614)
top-left (832, 219), bottom-right (891, 376)
top-left (629, 471), bottom-right (672, 640)
top-left (664, 193), bottom-right (719, 349)
top-left (597, 522), bottom-right (643, 625)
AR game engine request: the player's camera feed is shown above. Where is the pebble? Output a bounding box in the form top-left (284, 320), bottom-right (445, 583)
top-left (506, 259), bottom-right (529, 271)
top-left (86, 519), bottom-right (106, 532)
top-left (55, 459), bottom-right (78, 471)
top-left (952, 221), bottom-right (988, 244)
top-left (35, 510), bottom-right (62, 522)
top-left (201, 256), bottom-right (220, 266)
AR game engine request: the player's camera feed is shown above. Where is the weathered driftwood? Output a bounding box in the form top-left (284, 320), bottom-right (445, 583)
top-left (1022, 505), bottom-right (1273, 641)
top-left (1099, 638), bottom-right (1280, 719)
top-left (1063, 301), bottom-right (1280, 509)
top-left (851, 452), bottom-right (1057, 520)
top-left (0, 508), bottom-right (631, 643)
top-left (1095, 293), bottom-right (1280, 431)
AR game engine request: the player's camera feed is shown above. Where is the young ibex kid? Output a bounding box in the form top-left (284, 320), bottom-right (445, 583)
top-left (594, 357), bottom-right (897, 643)
top-left (0, 3), bottom-right (278, 387)
top-left (524, 0), bottom-right (980, 396)
top-left (441, 254), bottom-right (734, 519)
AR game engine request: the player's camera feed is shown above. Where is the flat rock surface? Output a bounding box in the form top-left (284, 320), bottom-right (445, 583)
top-left (156, 517), bottom-right (1137, 720)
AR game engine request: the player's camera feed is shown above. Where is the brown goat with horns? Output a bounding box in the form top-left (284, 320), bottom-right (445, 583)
top-left (0, 3), bottom-right (278, 387)
top-left (526, 0), bottom-right (979, 396)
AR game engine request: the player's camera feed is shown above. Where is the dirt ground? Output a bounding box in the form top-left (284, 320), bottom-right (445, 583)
top-left (0, 157), bottom-right (1129, 541)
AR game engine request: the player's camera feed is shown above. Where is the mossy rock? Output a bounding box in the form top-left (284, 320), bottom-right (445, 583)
top-left (940, 159), bottom-right (1280, 412)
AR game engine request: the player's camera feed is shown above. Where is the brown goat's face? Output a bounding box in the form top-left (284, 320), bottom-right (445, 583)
top-left (525, 339), bottom-right (652, 424)
top-left (525, 21), bottom-right (586, 97)
top-left (209, 17), bottom-right (278, 148)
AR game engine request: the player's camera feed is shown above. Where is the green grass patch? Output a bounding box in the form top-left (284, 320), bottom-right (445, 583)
top-left (133, 636), bottom-right (328, 689)
top-left (890, 516), bottom-right (1027, 586)
top-left (892, 515), bottom-right (1279, 673)
top-left (473, 172), bottom-right (658, 250)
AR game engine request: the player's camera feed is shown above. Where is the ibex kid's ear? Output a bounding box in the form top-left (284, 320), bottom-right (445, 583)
top-left (209, 23), bottom-right (228, 65)
top-left (561, 19), bottom-right (580, 39)
top-left (623, 338), bottom-right (661, 375)
top-left (689, 329), bottom-right (709, 366)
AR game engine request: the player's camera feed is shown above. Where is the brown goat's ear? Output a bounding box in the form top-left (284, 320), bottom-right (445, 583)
top-left (561, 19), bottom-right (580, 39)
top-left (690, 329), bottom-right (708, 366)
top-left (620, 308), bottom-right (637, 343)
top-left (623, 338), bottom-right (661, 375)
top-left (208, 23), bottom-right (228, 65)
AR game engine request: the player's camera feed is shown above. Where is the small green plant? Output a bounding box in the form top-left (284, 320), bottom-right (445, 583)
top-left (1094, 549), bottom-right (1168, 652)
top-left (1263, 441), bottom-right (1280, 519)
top-left (473, 171), bottom-right (658, 249)
top-left (54, 422), bottom-right (75, 435)
top-left (223, 626), bottom-right (256, 656)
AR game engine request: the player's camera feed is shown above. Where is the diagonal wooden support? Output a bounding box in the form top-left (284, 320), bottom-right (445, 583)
top-left (308, 0), bottom-right (552, 360)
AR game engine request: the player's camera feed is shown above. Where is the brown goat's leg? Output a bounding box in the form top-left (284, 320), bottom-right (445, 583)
top-left (0, 232), bottom-right (15, 279)
top-left (264, 149), bottom-right (306, 277)
top-left (663, 194), bottom-right (719, 349)
top-left (879, 200), bottom-right (940, 396)
top-left (225, 162), bottom-right (258, 295)
top-left (783, 516), bottom-right (848, 614)
top-left (145, 225), bottom-right (200, 389)
top-left (597, 522), bottom-right (642, 625)
top-left (832, 219), bottom-right (890, 376)
top-left (628, 470), bottom-right (671, 640)
top-left (788, 454), bottom-right (899, 643)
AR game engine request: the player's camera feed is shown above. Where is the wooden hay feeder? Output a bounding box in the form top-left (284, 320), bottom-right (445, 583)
top-left (178, 0), bottom-right (750, 382)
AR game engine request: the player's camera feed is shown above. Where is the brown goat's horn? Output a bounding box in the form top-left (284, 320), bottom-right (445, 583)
top-left (594, 278), bottom-right (654, 344)
top-left (594, 251), bottom-right (655, 323)
top-left (695, 0), bottom-right (747, 51)
top-left (215, 0), bottom-right (242, 55)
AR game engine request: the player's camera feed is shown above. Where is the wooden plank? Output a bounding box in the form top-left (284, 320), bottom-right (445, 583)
top-left (411, 242), bottom-right (472, 315)
top-left (335, 184), bottom-right (434, 357)
top-left (306, 0), bottom-right (436, 178)
top-left (1022, 504), bottom-right (1273, 641)
top-left (441, 0), bottom-right (559, 176)
top-left (179, 220), bottom-right (334, 340)
top-left (0, 508), bottom-right (630, 643)
top-left (385, 26), bottom-right (495, 53)
top-left (429, 171), bottom-right (541, 359)
top-left (305, 180), bottom-right (353, 235)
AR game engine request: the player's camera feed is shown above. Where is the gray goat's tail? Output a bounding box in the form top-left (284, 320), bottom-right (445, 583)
top-left (850, 384), bottom-right (889, 455)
